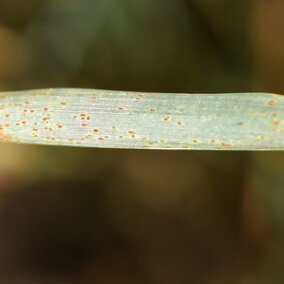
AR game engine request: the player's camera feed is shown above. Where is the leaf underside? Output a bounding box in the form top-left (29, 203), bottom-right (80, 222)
top-left (0, 88), bottom-right (283, 150)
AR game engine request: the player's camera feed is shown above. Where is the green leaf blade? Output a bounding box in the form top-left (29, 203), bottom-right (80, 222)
top-left (0, 89), bottom-right (283, 150)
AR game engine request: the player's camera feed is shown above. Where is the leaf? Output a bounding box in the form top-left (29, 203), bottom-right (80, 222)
top-left (0, 88), bottom-right (283, 150)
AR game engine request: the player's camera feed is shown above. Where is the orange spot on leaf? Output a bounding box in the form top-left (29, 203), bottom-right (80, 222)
top-left (268, 99), bottom-right (276, 106)
top-left (163, 115), bottom-right (171, 122)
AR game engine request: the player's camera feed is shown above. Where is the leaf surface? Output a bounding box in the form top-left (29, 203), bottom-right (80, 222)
top-left (0, 89), bottom-right (283, 150)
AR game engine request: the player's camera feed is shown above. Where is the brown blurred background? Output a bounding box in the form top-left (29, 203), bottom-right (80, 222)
top-left (0, 0), bottom-right (283, 283)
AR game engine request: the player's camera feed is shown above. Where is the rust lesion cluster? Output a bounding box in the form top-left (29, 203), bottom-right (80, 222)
top-left (134, 93), bottom-right (145, 101)
top-left (128, 130), bottom-right (136, 138)
top-left (23, 109), bottom-right (35, 114)
top-left (0, 106), bottom-right (18, 142)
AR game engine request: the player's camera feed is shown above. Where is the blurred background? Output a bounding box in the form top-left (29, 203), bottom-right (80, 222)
top-left (0, 0), bottom-right (283, 283)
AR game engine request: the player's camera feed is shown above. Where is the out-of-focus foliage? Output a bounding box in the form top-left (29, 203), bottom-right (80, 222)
top-left (0, 0), bottom-right (283, 284)
top-left (0, 0), bottom-right (251, 92)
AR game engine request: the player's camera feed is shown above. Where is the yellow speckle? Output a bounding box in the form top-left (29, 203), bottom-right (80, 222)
top-left (256, 135), bottom-right (267, 141)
